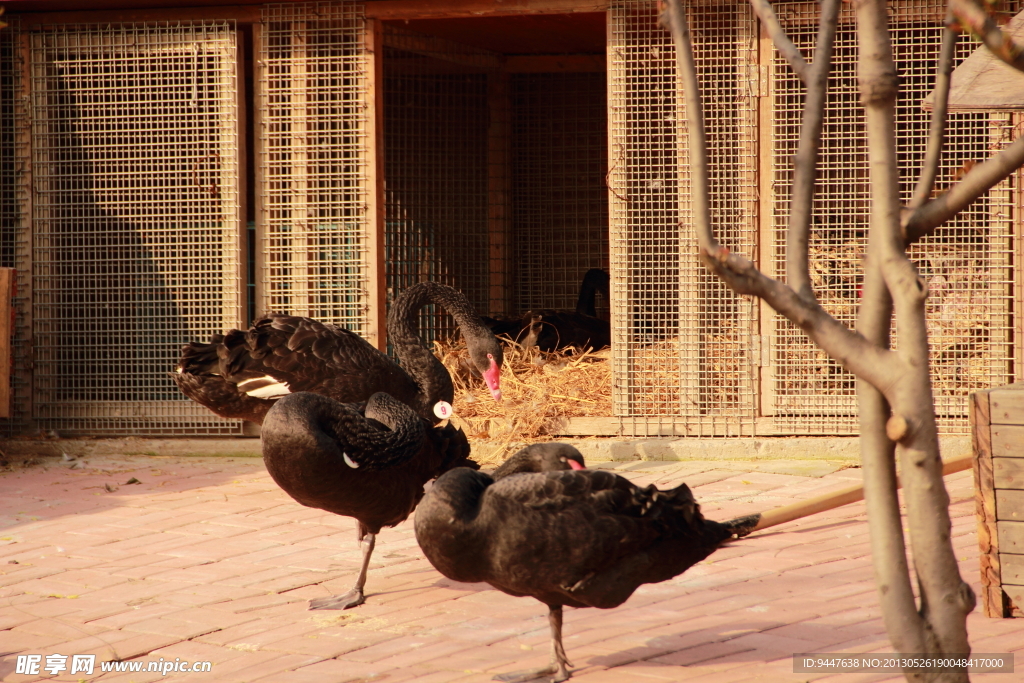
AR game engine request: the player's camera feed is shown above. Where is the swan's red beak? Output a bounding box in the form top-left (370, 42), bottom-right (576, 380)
top-left (568, 459), bottom-right (585, 470)
top-left (483, 354), bottom-right (502, 402)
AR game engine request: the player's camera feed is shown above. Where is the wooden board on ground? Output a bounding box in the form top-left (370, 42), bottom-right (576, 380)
top-left (972, 383), bottom-right (1024, 618)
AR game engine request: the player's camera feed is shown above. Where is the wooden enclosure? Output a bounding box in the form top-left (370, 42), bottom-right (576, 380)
top-left (971, 383), bottom-right (1024, 618)
top-left (0, 0), bottom-right (1022, 437)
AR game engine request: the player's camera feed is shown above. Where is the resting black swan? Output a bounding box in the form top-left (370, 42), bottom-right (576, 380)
top-left (173, 281), bottom-right (503, 425)
top-left (261, 390), bottom-right (475, 610)
top-left (485, 268), bottom-right (610, 353)
top-left (414, 461), bottom-right (734, 682)
top-left (490, 443), bottom-right (586, 479)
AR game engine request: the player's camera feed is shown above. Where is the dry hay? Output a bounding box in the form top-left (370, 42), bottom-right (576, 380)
top-left (436, 338), bottom-right (611, 464)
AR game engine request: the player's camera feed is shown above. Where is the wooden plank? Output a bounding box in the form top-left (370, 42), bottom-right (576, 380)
top-left (235, 25), bottom-right (248, 327)
top-left (990, 388), bottom-right (1024, 425)
top-left (504, 54), bottom-right (605, 73)
top-left (994, 457), bottom-right (1024, 490)
top-left (997, 521), bottom-right (1024, 555)
top-left (0, 269), bottom-right (14, 419)
top-left (487, 71), bottom-right (511, 317)
top-left (996, 489), bottom-right (1024, 522)
top-left (1002, 586), bottom-right (1024, 617)
top-left (252, 21), bottom-right (265, 320)
top-left (992, 424), bottom-right (1024, 458)
top-left (17, 5), bottom-right (262, 25)
top-left (365, 0), bottom-right (610, 20)
top-left (365, 19), bottom-right (388, 352)
top-left (972, 390), bottom-right (1003, 617)
top-left (757, 24), bottom-right (776, 419)
top-left (1000, 553), bottom-right (1024, 585)
top-left (16, 32), bottom-right (33, 430)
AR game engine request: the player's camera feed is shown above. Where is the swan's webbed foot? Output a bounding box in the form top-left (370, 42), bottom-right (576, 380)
top-left (494, 605), bottom-right (572, 682)
top-left (308, 588), bottom-right (365, 610)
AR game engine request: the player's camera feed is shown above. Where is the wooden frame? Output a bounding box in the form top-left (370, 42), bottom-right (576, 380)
top-left (971, 383), bottom-right (1024, 618)
top-left (0, 269), bottom-right (14, 419)
top-left (366, 18), bottom-right (388, 351)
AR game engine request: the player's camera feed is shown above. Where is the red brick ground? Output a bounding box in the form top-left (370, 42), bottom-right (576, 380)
top-left (0, 453), bottom-right (1020, 682)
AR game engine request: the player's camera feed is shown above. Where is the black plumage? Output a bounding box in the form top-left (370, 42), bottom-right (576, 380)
top-left (414, 465), bottom-right (734, 682)
top-left (485, 269), bottom-right (610, 353)
top-left (173, 281), bottom-right (504, 425)
top-left (490, 443), bottom-right (586, 479)
top-left (262, 391), bottom-right (475, 610)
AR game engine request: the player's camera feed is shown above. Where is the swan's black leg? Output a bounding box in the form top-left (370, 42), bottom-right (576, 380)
top-left (493, 604), bottom-right (573, 683)
top-left (309, 522), bottom-right (375, 610)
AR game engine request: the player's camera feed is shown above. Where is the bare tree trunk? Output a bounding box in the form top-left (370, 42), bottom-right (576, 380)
top-left (656, 0), bottom-right (1024, 678)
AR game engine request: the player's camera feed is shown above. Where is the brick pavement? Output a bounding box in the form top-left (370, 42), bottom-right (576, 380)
top-left (0, 452), bottom-right (1020, 683)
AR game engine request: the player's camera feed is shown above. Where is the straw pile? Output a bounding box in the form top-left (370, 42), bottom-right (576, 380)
top-left (436, 338), bottom-right (611, 462)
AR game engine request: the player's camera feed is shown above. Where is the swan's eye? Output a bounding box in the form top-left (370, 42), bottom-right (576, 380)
top-left (487, 353), bottom-right (494, 360)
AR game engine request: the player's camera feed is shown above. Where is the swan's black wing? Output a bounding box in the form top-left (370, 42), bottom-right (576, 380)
top-left (479, 470), bottom-right (730, 608)
top-left (240, 315), bottom-right (420, 405)
top-left (171, 371), bottom-right (273, 423)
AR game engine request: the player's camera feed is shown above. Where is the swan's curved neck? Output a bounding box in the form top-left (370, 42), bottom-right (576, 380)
top-left (387, 282), bottom-right (485, 415)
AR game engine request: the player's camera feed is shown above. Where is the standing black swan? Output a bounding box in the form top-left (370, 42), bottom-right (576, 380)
top-left (261, 390), bottom-right (475, 610)
top-left (485, 268), bottom-right (610, 353)
top-left (173, 281), bottom-right (503, 425)
top-left (414, 461), bottom-right (734, 682)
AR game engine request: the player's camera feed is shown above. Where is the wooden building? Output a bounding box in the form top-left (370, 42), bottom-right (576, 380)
top-left (0, 0), bottom-right (1021, 437)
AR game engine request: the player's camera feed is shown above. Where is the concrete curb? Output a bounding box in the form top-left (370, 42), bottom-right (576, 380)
top-left (1, 435), bottom-right (972, 464)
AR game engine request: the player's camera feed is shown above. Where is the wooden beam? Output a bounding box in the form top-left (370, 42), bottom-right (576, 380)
top-left (15, 5), bottom-right (261, 25)
top-left (0, 269), bottom-right (14, 419)
top-left (383, 25), bottom-right (502, 70)
top-left (365, 0), bottom-right (610, 20)
top-left (504, 54), bottom-right (605, 73)
top-left (365, 19), bottom-right (389, 352)
top-left (972, 390), bottom-right (1006, 617)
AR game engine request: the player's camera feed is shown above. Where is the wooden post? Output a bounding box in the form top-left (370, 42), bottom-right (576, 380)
top-left (365, 18), bottom-right (388, 351)
top-left (0, 268), bottom-right (14, 419)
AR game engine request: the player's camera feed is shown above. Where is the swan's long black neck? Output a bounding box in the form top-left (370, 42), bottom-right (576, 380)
top-left (387, 282), bottom-right (488, 417)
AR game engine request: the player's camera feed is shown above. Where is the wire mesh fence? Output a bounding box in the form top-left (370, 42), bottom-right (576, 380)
top-left (27, 20), bottom-right (244, 435)
top-left (259, 1), bottom-right (371, 330)
top-left (608, 0), bottom-right (760, 434)
top-left (767, 0), bottom-right (1018, 434)
top-left (0, 16), bottom-right (33, 436)
top-left (510, 72), bottom-right (609, 317)
top-left (383, 24), bottom-right (492, 343)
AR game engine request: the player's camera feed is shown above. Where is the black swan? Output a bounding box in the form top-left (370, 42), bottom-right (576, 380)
top-left (485, 269), bottom-right (610, 353)
top-left (490, 443), bottom-right (586, 479)
top-left (173, 281), bottom-right (503, 425)
top-left (261, 390), bottom-right (475, 610)
top-left (414, 462), bottom-right (734, 682)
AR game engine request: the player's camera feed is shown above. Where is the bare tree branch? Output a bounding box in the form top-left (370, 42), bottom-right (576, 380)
top-left (661, 0), bottom-right (714, 252)
top-left (748, 0), bottom-right (810, 84)
top-left (663, 0), bottom-right (901, 394)
top-left (856, 257), bottom-right (926, 655)
top-left (949, 0), bottom-right (1024, 73)
top-left (857, 0), bottom-right (975, 672)
top-left (903, 132), bottom-right (1024, 243)
top-left (908, 22), bottom-right (957, 210)
top-left (787, 0), bottom-right (841, 300)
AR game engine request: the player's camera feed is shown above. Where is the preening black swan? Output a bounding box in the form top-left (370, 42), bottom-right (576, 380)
top-left (261, 390), bottom-right (475, 610)
top-left (485, 269), bottom-right (610, 353)
top-left (414, 463), bottom-right (735, 682)
top-left (173, 281), bottom-right (503, 425)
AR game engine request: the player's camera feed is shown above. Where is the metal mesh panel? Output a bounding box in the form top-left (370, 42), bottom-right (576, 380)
top-left (383, 25), bottom-right (491, 342)
top-left (259, 2), bottom-right (370, 330)
top-left (608, 0), bottom-right (759, 433)
top-left (768, 1), bottom-right (1017, 434)
top-left (29, 21), bottom-right (244, 435)
top-left (0, 17), bottom-right (32, 435)
top-left (510, 72), bottom-right (609, 316)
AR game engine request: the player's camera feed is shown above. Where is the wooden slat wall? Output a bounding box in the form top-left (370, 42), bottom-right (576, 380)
top-left (0, 269), bottom-right (14, 419)
top-left (972, 383), bottom-right (1024, 618)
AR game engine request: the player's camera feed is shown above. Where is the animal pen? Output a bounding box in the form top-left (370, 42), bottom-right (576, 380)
top-left (0, 0), bottom-right (1021, 438)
